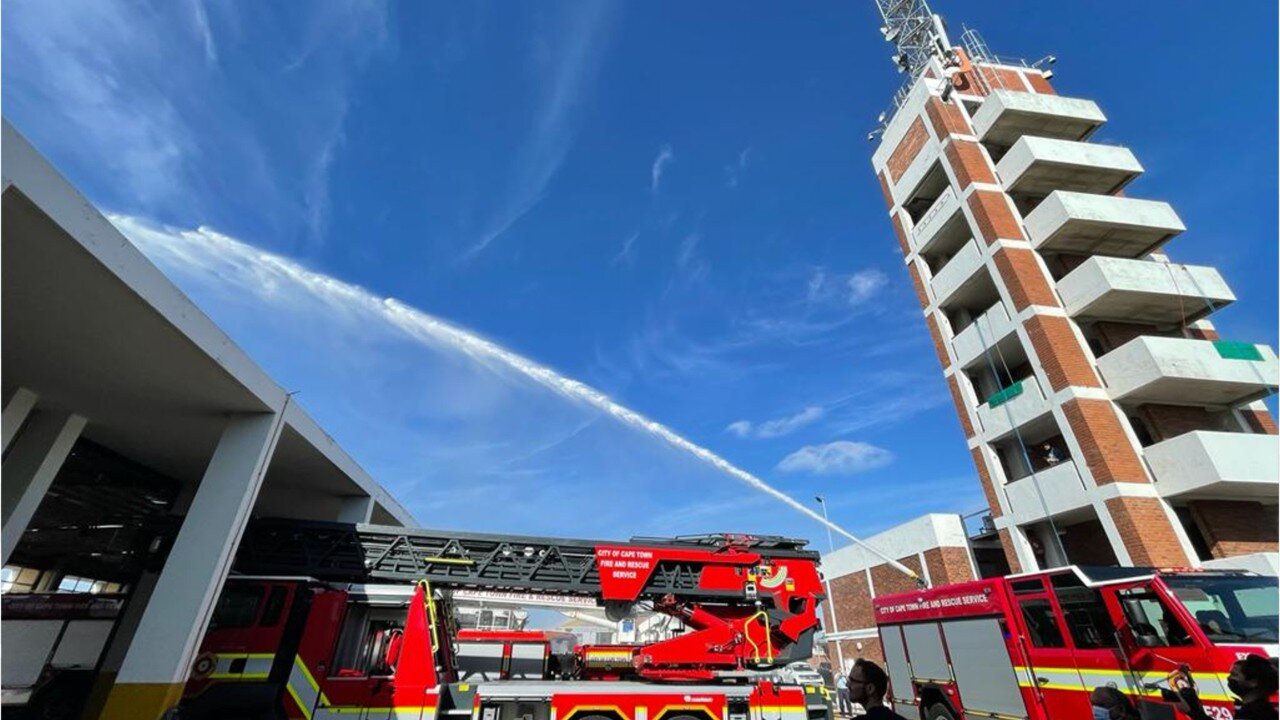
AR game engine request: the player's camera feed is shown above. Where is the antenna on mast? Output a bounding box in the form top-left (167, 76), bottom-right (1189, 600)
top-left (874, 0), bottom-right (952, 78)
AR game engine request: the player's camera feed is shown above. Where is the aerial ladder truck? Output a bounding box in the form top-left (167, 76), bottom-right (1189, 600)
top-left (176, 519), bottom-right (834, 720)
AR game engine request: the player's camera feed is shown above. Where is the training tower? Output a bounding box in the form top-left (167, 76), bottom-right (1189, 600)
top-left (868, 1), bottom-right (1278, 573)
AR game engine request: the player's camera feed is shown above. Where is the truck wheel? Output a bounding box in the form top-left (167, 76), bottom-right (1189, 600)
top-left (924, 703), bottom-right (956, 720)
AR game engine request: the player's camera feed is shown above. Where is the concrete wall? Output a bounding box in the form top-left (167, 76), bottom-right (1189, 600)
top-left (819, 514), bottom-right (977, 671)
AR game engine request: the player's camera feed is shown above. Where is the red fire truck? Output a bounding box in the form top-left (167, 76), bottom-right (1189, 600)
top-left (177, 519), bottom-right (834, 720)
top-left (872, 565), bottom-right (1278, 720)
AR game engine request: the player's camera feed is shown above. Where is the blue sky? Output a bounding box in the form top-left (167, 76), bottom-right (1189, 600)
top-left (5, 1), bottom-right (1276, 550)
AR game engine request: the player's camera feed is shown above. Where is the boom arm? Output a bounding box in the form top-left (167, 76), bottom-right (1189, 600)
top-left (234, 519), bottom-right (825, 680)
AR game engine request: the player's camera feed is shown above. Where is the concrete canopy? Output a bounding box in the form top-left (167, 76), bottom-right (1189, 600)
top-left (1, 120), bottom-right (414, 528)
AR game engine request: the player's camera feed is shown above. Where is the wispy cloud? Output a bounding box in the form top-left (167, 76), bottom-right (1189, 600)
top-left (777, 441), bottom-right (893, 475)
top-left (611, 231), bottom-right (640, 267)
top-left (620, 264), bottom-right (904, 384)
top-left (3, 0), bottom-right (389, 245)
top-left (651, 144), bottom-right (675, 192)
top-left (663, 232), bottom-right (709, 294)
top-left (3, 1), bottom-right (198, 207)
top-left (822, 375), bottom-right (947, 435)
top-left (725, 147), bottom-right (751, 188)
top-left (461, 2), bottom-right (619, 261)
top-left (189, 0), bottom-right (218, 66)
top-left (676, 233), bottom-right (700, 268)
top-left (726, 406), bottom-right (824, 439)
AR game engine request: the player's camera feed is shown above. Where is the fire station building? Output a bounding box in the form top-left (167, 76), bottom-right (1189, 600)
top-left (1, 121), bottom-right (416, 718)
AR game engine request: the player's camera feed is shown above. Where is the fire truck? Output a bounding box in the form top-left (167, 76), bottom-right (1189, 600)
top-left (177, 519), bottom-right (835, 720)
top-left (871, 565), bottom-right (1278, 720)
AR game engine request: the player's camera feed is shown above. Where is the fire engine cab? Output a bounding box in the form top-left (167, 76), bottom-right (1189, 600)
top-left (177, 519), bottom-right (835, 720)
top-left (873, 565), bottom-right (1277, 720)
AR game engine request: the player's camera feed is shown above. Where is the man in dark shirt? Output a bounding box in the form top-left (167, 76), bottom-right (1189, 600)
top-left (848, 659), bottom-right (907, 720)
top-left (1176, 654), bottom-right (1278, 720)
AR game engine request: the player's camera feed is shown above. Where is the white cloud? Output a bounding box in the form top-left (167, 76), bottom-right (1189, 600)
top-left (777, 441), bottom-right (893, 475)
top-left (651, 144), bottom-right (674, 192)
top-left (805, 266), bottom-right (887, 308)
top-left (757, 406), bottom-right (825, 438)
top-left (727, 406), bottom-right (825, 440)
top-left (847, 269), bottom-right (888, 305)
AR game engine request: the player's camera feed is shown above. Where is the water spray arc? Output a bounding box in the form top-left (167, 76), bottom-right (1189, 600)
top-left (122, 217), bottom-right (924, 586)
top-left (382, 296), bottom-right (925, 585)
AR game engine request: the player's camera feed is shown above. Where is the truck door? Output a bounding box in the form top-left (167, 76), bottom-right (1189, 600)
top-left (1008, 577), bottom-right (1092, 717)
top-left (289, 589), bottom-right (349, 720)
top-left (1103, 582), bottom-right (1217, 716)
top-left (1046, 574), bottom-right (1130, 707)
top-left (202, 582), bottom-right (267, 682)
top-left (319, 599), bottom-right (407, 720)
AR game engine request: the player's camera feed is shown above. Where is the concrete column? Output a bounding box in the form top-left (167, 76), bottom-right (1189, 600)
top-left (1, 407), bottom-right (86, 564)
top-left (2, 387), bottom-right (39, 453)
top-left (1034, 523), bottom-right (1068, 568)
top-left (97, 412), bottom-right (283, 720)
top-left (337, 494), bottom-right (375, 524)
top-left (1005, 524), bottom-right (1040, 572)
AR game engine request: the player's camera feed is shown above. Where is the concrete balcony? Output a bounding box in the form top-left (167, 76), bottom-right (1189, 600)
top-left (1146, 431), bottom-right (1279, 500)
top-left (972, 90), bottom-right (1106, 149)
top-left (928, 237), bottom-right (985, 307)
top-left (1058, 257), bottom-right (1235, 325)
top-left (1004, 460), bottom-right (1091, 525)
top-left (997, 136), bottom-right (1142, 197)
top-left (1024, 191), bottom-right (1185, 258)
top-left (952, 302), bottom-right (1017, 369)
top-left (894, 141), bottom-right (942, 203)
top-left (977, 374), bottom-right (1051, 440)
top-left (1098, 336), bottom-right (1279, 406)
top-left (910, 186), bottom-right (963, 255)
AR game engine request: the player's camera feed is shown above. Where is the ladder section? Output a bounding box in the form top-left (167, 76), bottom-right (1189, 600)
top-left (233, 519), bottom-right (815, 600)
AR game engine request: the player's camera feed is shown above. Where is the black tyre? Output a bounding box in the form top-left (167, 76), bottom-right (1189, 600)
top-left (924, 702), bottom-right (957, 720)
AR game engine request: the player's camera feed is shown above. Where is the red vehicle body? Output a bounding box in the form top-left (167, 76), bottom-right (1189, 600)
top-left (178, 522), bottom-right (832, 720)
top-left (872, 565), bottom-right (1278, 720)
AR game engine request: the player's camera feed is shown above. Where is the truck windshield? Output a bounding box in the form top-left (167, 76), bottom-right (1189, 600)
top-left (1165, 575), bottom-right (1278, 644)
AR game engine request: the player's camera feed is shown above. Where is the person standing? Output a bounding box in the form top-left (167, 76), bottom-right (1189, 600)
top-left (835, 672), bottom-right (851, 716)
top-left (847, 659), bottom-right (907, 720)
top-left (1175, 655), bottom-right (1278, 720)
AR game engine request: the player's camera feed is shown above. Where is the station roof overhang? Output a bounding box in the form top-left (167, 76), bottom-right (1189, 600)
top-left (1, 120), bottom-right (414, 528)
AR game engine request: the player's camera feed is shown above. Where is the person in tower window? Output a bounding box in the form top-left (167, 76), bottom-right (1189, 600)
top-left (847, 659), bottom-right (907, 720)
top-left (1041, 443), bottom-right (1061, 466)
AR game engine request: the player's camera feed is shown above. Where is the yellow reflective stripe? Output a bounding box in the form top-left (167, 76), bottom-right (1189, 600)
top-left (294, 654), bottom-right (329, 705)
top-left (207, 652), bottom-right (276, 680)
top-left (1011, 666), bottom-right (1235, 703)
top-left (287, 681), bottom-right (314, 720)
top-left (288, 655), bottom-right (326, 720)
top-left (290, 656), bottom-right (441, 718)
